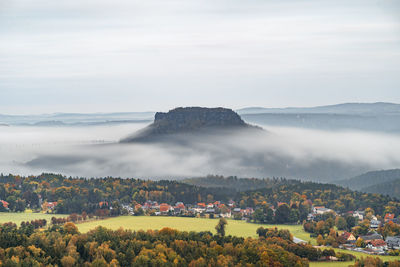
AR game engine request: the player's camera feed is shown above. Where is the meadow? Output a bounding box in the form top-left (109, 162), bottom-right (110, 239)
top-left (76, 216), bottom-right (400, 267)
top-left (0, 212), bottom-right (68, 225)
top-left (1, 214), bottom-right (399, 266)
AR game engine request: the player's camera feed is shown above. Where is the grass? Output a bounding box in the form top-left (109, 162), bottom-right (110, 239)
top-left (77, 216), bottom-right (400, 266)
top-left (77, 216), bottom-right (315, 242)
top-left (0, 212), bottom-right (68, 225)
top-left (0, 213), bottom-right (398, 266)
top-left (77, 216), bottom-right (269, 237)
top-left (310, 262), bottom-right (351, 267)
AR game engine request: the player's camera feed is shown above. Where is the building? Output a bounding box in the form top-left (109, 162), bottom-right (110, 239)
top-left (341, 232), bottom-right (356, 243)
top-left (359, 233), bottom-right (383, 243)
top-left (384, 213), bottom-right (395, 223)
top-left (313, 206), bottom-right (333, 215)
top-left (366, 239), bottom-right (387, 253)
top-left (386, 236), bottom-right (400, 249)
top-left (353, 211), bottom-right (365, 221)
top-left (0, 200), bottom-right (9, 209)
top-left (370, 219), bottom-right (381, 229)
top-left (159, 203), bottom-right (173, 214)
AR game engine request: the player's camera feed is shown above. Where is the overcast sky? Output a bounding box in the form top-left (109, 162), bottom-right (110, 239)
top-left (1, 0), bottom-right (399, 114)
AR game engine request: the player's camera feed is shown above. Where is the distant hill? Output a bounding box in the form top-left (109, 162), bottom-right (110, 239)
top-left (362, 178), bottom-right (400, 197)
top-left (238, 103), bottom-right (400, 132)
top-left (241, 113), bottom-right (400, 132)
top-left (0, 112), bottom-right (154, 126)
top-left (337, 169), bottom-right (400, 197)
top-left (183, 175), bottom-right (297, 192)
top-left (237, 102), bottom-right (400, 115)
top-left (121, 107), bottom-right (257, 142)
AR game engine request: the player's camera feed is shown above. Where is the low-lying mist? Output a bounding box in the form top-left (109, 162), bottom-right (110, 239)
top-left (2, 123), bottom-right (400, 182)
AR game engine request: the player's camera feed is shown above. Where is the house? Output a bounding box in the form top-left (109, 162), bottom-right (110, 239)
top-left (206, 208), bottom-right (215, 214)
top-left (233, 208), bottom-right (241, 213)
top-left (41, 201), bottom-right (57, 213)
top-left (244, 207), bottom-right (254, 216)
top-left (99, 201), bottom-right (109, 208)
top-left (353, 211), bottom-right (365, 220)
top-left (313, 206), bottom-right (333, 215)
top-left (197, 203), bottom-right (206, 208)
top-left (121, 204), bottom-right (134, 215)
top-left (359, 233), bottom-right (383, 243)
top-left (341, 232), bottom-right (356, 243)
top-left (47, 202), bottom-right (57, 209)
top-left (384, 213), bottom-right (395, 223)
top-left (175, 202), bottom-right (185, 210)
top-left (0, 200), bottom-right (9, 209)
top-left (370, 219), bottom-right (381, 229)
top-left (174, 202), bottom-right (185, 214)
top-left (159, 203), bottom-right (172, 213)
top-left (366, 239), bottom-right (387, 252)
top-left (386, 236), bottom-right (400, 249)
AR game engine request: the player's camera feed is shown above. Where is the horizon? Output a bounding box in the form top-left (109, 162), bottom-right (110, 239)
top-left (1, 101), bottom-right (399, 116)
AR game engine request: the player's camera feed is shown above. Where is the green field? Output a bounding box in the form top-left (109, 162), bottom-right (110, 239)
top-left (1, 214), bottom-right (398, 266)
top-left (77, 216), bottom-right (271, 236)
top-left (0, 212), bottom-right (68, 225)
top-left (77, 216), bottom-right (400, 267)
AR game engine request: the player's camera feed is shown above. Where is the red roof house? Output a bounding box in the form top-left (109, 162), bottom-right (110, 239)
top-left (0, 200), bottom-right (9, 209)
top-left (159, 203), bottom-right (171, 213)
top-left (385, 213), bottom-right (395, 222)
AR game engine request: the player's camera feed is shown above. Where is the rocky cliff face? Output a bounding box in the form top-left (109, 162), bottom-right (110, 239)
top-left (121, 107), bottom-right (252, 142)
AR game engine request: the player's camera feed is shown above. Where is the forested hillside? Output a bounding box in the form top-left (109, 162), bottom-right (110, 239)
top-left (0, 174), bottom-right (399, 217)
top-left (337, 169), bottom-right (400, 197)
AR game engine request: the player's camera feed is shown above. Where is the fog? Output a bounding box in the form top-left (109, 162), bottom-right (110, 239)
top-left (1, 123), bottom-right (400, 181)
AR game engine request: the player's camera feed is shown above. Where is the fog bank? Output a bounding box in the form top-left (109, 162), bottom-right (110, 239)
top-left (1, 123), bottom-right (400, 181)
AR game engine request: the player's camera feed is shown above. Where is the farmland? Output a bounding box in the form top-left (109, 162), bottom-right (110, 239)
top-left (1, 214), bottom-right (399, 266)
top-left (76, 216), bottom-right (309, 238)
top-left (0, 212), bottom-right (68, 225)
top-left (76, 216), bottom-right (400, 266)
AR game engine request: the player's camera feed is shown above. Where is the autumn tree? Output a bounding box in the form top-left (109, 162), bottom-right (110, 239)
top-left (215, 218), bottom-right (228, 237)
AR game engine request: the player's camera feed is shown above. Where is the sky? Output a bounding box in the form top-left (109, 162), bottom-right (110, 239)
top-left (1, 0), bottom-right (400, 114)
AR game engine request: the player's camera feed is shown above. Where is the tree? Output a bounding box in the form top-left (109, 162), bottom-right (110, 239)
top-left (345, 215), bottom-right (356, 230)
top-left (215, 218), bottom-right (228, 237)
top-left (63, 222), bottom-right (79, 235)
top-left (317, 234), bottom-right (325, 246)
top-left (335, 217), bottom-right (347, 230)
top-left (275, 204), bottom-right (290, 223)
top-left (252, 209), bottom-right (264, 223)
top-left (355, 238), bottom-right (365, 248)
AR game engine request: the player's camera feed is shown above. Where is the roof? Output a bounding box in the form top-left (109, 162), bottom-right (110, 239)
top-left (341, 232), bottom-right (354, 239)
top-left (369, 239), bottom-right (386, 247)
top-left (386, 236), bottom-right (400, 243)
top-left (360, 234), bottom-right (383, 241)
top-left (385, 213), bottom-right (395, 220)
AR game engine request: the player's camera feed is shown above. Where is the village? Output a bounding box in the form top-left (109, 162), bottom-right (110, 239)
top-left (4, 197), bottom-right (394, 257)
top-left (1, 195), bottom-right (399, 257)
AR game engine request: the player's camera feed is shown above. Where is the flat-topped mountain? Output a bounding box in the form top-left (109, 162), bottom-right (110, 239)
top-left (121, 107), bottom-right (255, 142)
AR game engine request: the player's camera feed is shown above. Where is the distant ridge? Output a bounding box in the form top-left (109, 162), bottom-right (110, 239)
top-left (337, 169), bottom-right (400, 195)
top-left (237, 102), bottom-right (400, 115)
top-left (121, 107), bottom-right (256, 142)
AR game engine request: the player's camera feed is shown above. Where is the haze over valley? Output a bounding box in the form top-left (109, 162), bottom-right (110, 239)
top-left (2, 103), bottom-right (400, 184)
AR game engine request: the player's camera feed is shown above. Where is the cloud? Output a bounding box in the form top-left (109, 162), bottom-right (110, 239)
top-left (2, 123), bottom-right (400, 181)
top-left (1, 0), bottom-right (400, 114)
